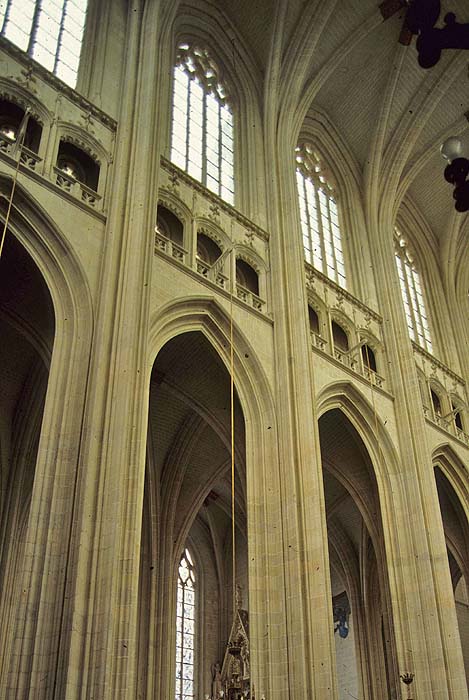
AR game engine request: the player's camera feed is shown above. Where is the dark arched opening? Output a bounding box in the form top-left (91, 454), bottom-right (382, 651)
top-left (319, 408), bottom-right (398, 700)
top-left (140, 331), bottom-right (249, 700)
top-left (236, 259), bottom-right (259, 296)
top-left (56, 140), bottom-right (100, 191)
top-left (332, 321), bottom-right (349, 352)
top-left (0, 231), bottom-right (55, 641)
top-left (157, 204), bottom-right (184, 246)
top-left (0, 99), bottom-right (42, 153)
top-left (308, 306), bottom-right (320, 335)
top-left (196, 233), bottom-right (222, 267)
top-left (431, 389), bottom-right (442, 417)
top-left (434, 467), bottom-right (469, 682)
top-left (361, 344), bottom-right (377, 373)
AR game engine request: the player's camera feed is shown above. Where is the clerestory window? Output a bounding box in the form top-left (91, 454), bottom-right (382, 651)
top-left (175, 548), bottom-right (196, 700)
top-left (0, 0), bottom-right (88, 88)
top-left (395, 231), bottom-right (433, 353)
top-left (295, 143), bottom-right (346, 288)
top-left (171, 43), bottom-right (234, 205)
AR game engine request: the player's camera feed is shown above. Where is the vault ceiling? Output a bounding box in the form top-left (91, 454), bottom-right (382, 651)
top-left (215, 0), bottom-right (469, 250)
top-left (148, 331), bottom-right (246, 538)
top-left (307, 0), bottom-right (469, 244)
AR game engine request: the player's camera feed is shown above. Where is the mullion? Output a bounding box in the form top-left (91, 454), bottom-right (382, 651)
top-left (201, 91), bottom-right (207, 188)
top-left (184, 72), bottom-right (190, 171)
top-left (27, 0), bottom-right (42, 54)
top-left (412, 269), bottom-right (431, 351)
top-left (306, 179), bottom-right (313, 258)
top-left (410, 270), bottom-right (424, 341)
top-left (305, 177), bottom-right (317, 265)
top-left (403, 259), bottom-right (417, 340)
top-left (297, 176), bottom-right (306, 256)
top-left (177, 580), bottom-right (185, 700)
top-left (412, 269), bottom-right (425, 334)
top-left (316, 185), bottom-right (327, 276)
top-left (302, 177), bottom-right (313, 260)
top-left (331, 197), bottom-right (345, 281)
top-left (404, 257), bottom-right (420, 344)
top-left (1, 0), bottom-right (15, 34)
top-left (1, 0), bottom-right (86, 87)
top-left (187, 75), bottom-right (204, 178)
top-left (53, 0), bottom-right (68, 73)
top-left (180, 582), bottom-right (185, 700)
top-left (396, 254), bottom-right (413, 335)
top-left (180, 580), bottom-right (194, 700)
top-left (218, 100), bottom-right (222, 197)
top-left (325, 193), bottom-right (338, 282)
top-left (406, 263), bottom-right (423, 343)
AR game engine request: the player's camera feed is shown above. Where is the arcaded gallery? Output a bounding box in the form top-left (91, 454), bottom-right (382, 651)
top-left (0, 0), bottom-right (467, 698)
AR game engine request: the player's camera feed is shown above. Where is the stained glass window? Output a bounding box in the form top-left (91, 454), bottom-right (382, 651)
top-left (0, 0), bottom-right (88, 88)
top-left (395, 231), bottom-right (433, 353)
top-left (295, 143), bottom-right (346, 288)
top-left (171, 44), bottom-right (234, 205)
top-left (175, 548), bottom-right (196, 700)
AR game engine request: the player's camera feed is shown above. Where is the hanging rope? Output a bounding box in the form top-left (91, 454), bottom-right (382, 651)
top-left (229, 228), bottom-right (236, 626)
top-left (363, 344), bottom-right (386, 474)
top-left (0, 108), bottom-right (31, 260)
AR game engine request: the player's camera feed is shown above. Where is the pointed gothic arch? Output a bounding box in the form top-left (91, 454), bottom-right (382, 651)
top-left (144, 296), bottom-right (278, 700)
top-left (318, 400), bottom-right (399, 700)
top-left (432, 450), bottom-right (469, 679)
top-left (153, 0), bottom-right (266, 220)
top-left (0, 175), bottom-right (93, 693)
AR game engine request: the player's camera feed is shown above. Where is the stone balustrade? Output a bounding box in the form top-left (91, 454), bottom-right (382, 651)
top-left (305, 263), bottom-right (387, 390)
top-left (0, 40), bottom-right (116, 216)
top-left (53, 166), bottom-right (102, 208)
top-left (156, 158), bottom-right (269, 315)
top-left (155, 229), bottom-right (187, 263)
top-left (413, 342), bottom-right (469, 445)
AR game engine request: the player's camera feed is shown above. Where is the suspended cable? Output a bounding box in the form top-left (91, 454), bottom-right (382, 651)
top-left (230, 232), bottom-right (236, 627)
top-left (363, 344), bottom-right (386, 479)
top-left (0, 108), bottom-right (31, 260)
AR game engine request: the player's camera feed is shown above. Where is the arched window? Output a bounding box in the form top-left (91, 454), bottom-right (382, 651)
top-left (452, 401), bottom-right (464, 433)
top-left (394, 232), bottom-right (433, 353)
top-left (176, 548), bottom-right (196, 700)
top-left (156, 204), bottom-right (184, 246)
top-left (171, 44), bottom-right (234, 205)
top-left (361, 344), bottom-right (377, 373)
top-left (332, 320), bottom-right (349, 352)
top-left (295, 143), bottom-right (346, 288)
top-left (196, 232), bottom-right (222, 266)
top-left (308, 305), bottom-right (319, 335)
top-left (430, 388), bottom-right (442, 417)
top-left (56, 140), bottom-right (99, 190)
top-left (0, 1), bottom-right (88, 88)
top-left (0, 98), bottom-right (42, 152)
top-left (236, 258), bottom-right (259, 296)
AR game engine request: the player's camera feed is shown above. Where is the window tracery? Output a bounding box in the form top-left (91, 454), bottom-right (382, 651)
top-left (295, 143), bottom-right (346, 288)
top-left (0, 0), bottom-right (88, 88)
top-left (394, 231), bottom-right (433, 353)
top-left (171, 44), bottom-right (234, 205)
top-left (175, 548), bottom-right (196, 700)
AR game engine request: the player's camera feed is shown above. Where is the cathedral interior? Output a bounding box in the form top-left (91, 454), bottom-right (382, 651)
top-left (0, 0), bottom-right (468, 698)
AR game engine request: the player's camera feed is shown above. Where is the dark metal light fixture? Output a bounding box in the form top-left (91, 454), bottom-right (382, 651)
top-left (380, 0), bottom-right (469, 68)
top-left (441, 136), bottom-right (469, 213)
top-left (406, 1), bottom-right (469, 68)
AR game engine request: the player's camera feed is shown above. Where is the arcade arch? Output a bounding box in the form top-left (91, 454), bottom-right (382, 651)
top-left (142, 301), bottom-right (279, 699)
top-left (318, 405), bottom-right (399, 700)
